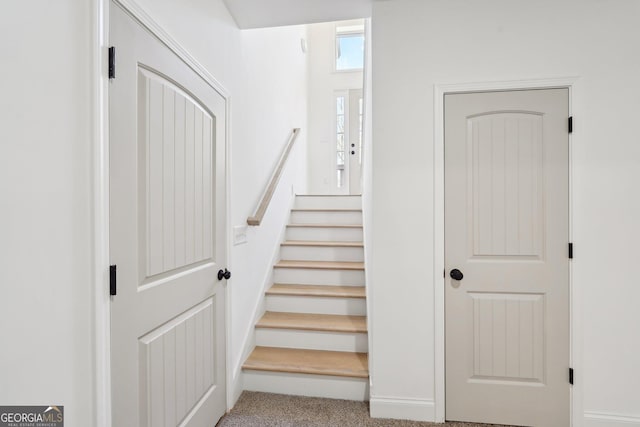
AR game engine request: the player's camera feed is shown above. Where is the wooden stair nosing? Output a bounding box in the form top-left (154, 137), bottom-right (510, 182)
top-left (267, 284), bottom-right (366, 299)
top-left (295, 194), bottom-right (362, 197)
top-left (275, 260), bottom-right (364, 270)
top-left (243, 346), bottom-right (369, 379)
top-left (291, 208), bottom-right (363, 212)
top-left (281, 240), bottom-right (363, 248)
top-left (287, 224), bottom-right (363, 229)
top-left (256, 311), bottom-right (367, 333)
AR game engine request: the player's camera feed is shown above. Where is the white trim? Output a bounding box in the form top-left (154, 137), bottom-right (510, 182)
top-left (334, 21), bottom-right (365, 73)
top-left (433, 77), bottom-right (581, 425)
top-left (334, 90), bottom-right (350, 194)
top-left (95, 1), bottom-right (232, 424)
top-left (584, 412), bottom-right (640, 426)
top-left (224, 93), bottom-right (234, 412)
top-left (114, 0), bottom-right (229, 99)
top-left (93, 0), bottom-right (111, 426)
top-left (361, 16), bottom-right (374, 398)
top-left (229, 183), bottom-right (298, 408)
top-left (336, 24), bottom-right (365, 35)
top-left (370, 396), bottom-right (435, 422)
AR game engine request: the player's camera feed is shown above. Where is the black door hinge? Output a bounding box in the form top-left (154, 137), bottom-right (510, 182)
top-left (568, 116), bottom-right (573, 134)
top-left (110, 265), bottom-right (117, 296)
top-left (108, 46), bottom-right (116, 79)
top-left (568, 243), bottom-right (574, 259)
top-left (569, 368), bottom-right (574, 385)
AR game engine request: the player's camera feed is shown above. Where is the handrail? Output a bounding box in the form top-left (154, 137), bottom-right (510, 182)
top-left (247, 128), bottom-right (301, 226)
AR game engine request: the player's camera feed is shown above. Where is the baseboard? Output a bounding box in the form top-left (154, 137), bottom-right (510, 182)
top-left (584, 412), bottom-right (640, 426)
top-left (244, 370), bottom-right (369, 401)
top-left (230, 188), bottom-right (297, 400)
top-left (229, 370), bottom-right (244, 410)
top-left (230, 191), bottom-right (296, 382)
top-left (369, 395), bottom-right (435, 422)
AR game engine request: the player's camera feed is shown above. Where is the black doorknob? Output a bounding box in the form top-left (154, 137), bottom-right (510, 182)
top-left (450, 269), bottom-right (463, 281)
top-left (218, 268), bottom-right (231, 280)
top-left (351, 151), bottom-right (355, 155)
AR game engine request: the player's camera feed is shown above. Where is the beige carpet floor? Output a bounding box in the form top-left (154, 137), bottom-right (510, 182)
top-left (217, 391), bottom-right (513, 427)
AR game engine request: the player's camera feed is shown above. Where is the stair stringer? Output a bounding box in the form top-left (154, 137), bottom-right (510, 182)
top-left (230, 194), bottom-right (296, 406)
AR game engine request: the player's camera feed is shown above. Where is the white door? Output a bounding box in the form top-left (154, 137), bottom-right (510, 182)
top-left (335, 89), bottom-right (363, 195)
top-left (110, 3), bottom-right (227, 426)
top-left (445, 89), bottom-right (569, 426)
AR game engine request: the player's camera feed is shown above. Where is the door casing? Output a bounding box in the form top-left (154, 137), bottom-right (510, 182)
top-left (433, 77), bottom-right (581, 424)
top-left (92, 1), bottom-right (232, 425)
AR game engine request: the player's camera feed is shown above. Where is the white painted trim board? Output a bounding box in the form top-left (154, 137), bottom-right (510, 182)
top-left (370, 396), bottom-right (435, 422)
top-left (433, 77), bottom-right (582, 425)
top-left (584, 412), bottom-right (640, 426)
top-left (361, 17), bottom-right (374, 395)
top-left (92, 0), bottom-right (111, 425)
top-left (229, 189), bottom-right (296, 405)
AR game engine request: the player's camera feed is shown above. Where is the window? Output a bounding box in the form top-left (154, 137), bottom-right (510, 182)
top-left (335, 91), bottom-right (363, 189)
top-left (336, 95), bottom-right (346, 188)
top-left (335, 25), bottom-right (364, 71)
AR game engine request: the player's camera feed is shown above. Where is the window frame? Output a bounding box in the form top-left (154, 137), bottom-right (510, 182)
top-left (334, 90), bottom-right (350, 191)
top-left (334, 24), bottom-right (365, 73)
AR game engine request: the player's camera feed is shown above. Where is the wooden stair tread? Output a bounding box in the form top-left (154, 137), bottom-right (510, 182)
top-left (257, 311), bottom-right (367, 333)
top-left (267, 284), bottom-right (365, 298)
top-left (275, 260), bottom-right (364, 270)
top-left (243, 346), bottom-right (368, 378)
top-left (287, 224), bottom-right (363, 228)
top-left (291, 209), bottom-right (362, 212)
top-left (296, 194), bottom-right (361, 197)
top-left (281, 240), bottom-right (363, 247)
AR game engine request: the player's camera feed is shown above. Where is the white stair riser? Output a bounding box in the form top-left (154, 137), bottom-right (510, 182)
top-left (280, 245), bottom-right (364, 262)
top-left (255, 329), bottom-right (368, 352)
top-left (290, 210), bottom-right (362, 225)
top-left (265, 295), bottom-right (367, 315)
top-left (274, 268), bottom-right (365, 286)
top-left (243, 370), bottom-right (369, 401)
top-left (294, 196), bottom-right (362, 210)
top-left (286, 227), bottom-right (363, 242)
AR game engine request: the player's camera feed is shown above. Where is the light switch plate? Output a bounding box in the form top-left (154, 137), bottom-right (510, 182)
top-left (233, 225), bottom-right (248, 245)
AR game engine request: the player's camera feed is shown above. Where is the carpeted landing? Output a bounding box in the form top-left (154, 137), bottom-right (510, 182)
top-left (217, 391), bottom-right (513, 427)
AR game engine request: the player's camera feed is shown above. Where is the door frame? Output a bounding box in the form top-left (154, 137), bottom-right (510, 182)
top-left (433, 77), bottom-right (582, 425)
top-left (92, 1), bottom-right (232, 425)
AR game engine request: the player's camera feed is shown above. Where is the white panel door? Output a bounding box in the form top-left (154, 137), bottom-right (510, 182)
top-left (445, 89), bottom-right (569, 426)
top-left (110, 3), bottom-right (227, 426)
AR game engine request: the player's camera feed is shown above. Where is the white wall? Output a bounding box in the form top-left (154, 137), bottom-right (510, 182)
top-left (370, 0), bottom-right (640, 424)
top-left (223, 0), bottom-right (371, 29)
top-left (0, 1), bottom-right (94, 425)
top-left (230, 26), bottom-right (309, 402)
top-left (307, 21), bottom-right (363, 194)
top-left (1, 0), bottom-right (308, 424)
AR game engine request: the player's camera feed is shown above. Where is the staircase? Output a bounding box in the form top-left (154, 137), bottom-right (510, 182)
top-left (242, 194), bottom-right (369, 400)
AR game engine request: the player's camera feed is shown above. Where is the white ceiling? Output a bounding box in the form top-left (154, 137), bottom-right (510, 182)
top-left (223, 0), bottom-right (373, 29)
